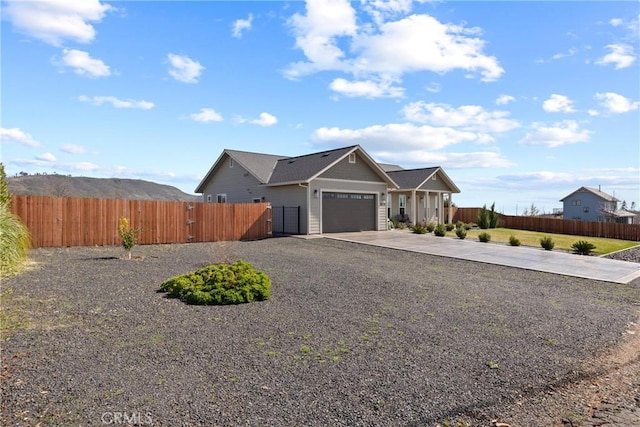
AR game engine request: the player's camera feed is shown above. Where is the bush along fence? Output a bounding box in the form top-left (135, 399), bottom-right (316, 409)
top-left (10, 195), bottom-right (272, 248)
top-left (452, 207), bottom-right (640, 241)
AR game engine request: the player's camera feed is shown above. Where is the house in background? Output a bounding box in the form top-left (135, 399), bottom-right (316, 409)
top-left (560, 186), bottom-right (636, 223)
top-left (195, 145), bottom-right (461, 234)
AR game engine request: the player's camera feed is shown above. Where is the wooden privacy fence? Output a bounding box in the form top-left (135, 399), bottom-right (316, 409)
top-left (10, 195), bottom-right (272, 248)
top-left (452, 207), bottom-right (640, 241)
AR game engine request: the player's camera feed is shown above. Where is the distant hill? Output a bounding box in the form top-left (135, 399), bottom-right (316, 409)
top-left (7, 175), bottom-right (201, 202)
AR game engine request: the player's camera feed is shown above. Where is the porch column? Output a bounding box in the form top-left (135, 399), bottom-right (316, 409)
top-left (411, 189), bottom-right (417, 224)
top-left (438, 192), bottom-right (443, 224)
top-left (447, 192), bottom-right (453, 223)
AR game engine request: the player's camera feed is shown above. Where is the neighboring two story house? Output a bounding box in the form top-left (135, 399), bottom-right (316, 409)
top-left (560, 186), bottom-right (636, 223)
top-left (195, 145), bottom-right (460, 234)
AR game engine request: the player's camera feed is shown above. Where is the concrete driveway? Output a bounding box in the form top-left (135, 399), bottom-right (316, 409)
top-left (325, 230), bottom-right (640, 284)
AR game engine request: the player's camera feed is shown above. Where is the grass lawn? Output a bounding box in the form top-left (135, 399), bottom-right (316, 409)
top-left (461, 227), bottom-right (639, 255)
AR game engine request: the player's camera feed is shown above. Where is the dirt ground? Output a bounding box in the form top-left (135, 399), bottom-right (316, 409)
top-left (497, 310), bottom-right (640, 426)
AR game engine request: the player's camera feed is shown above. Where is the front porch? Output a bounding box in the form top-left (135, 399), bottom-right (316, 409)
top-left (387, 190), bottom-right (454, 225)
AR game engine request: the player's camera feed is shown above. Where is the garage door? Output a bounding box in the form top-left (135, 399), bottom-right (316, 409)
top-left (322, 192), bottom-right (376, 233)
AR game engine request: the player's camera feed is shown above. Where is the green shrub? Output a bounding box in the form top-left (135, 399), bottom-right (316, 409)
top-left (456, 221), bottom-right (465, 229)
top-left (464, 223), bottom-right (472, 230)
top-left (477, 205), bottom-right (490, 229)
top-left (396, 221), bottom-right (408, 230)
top-left (411, 223), bottom-right (427, 234)
top-left (477, 203), bottom-right (500, 229)
top-left (445, 223), bottom-right (455, 231)
top-left (540, 237), bottom-right (555, 251)
top-left (509, 235), bottom-right (521, 246)
top-left (455, 227), bottom-right (467, 239)
top-left (434, 224), bottom-right (447, 237)
top-left (478, 232), bottom-right (491, 243)
top-left (0, 203), bottom-right (31, 275)
top-left (571, 240), bottom-right (596, 255)
top-left (426, 222), bottom-right (436, 232)
top-left (159, 260), bottom-right (271, 305)
top-left (0, 163), bottom-right (31, 275)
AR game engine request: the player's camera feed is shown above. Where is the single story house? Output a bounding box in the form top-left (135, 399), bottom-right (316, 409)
top-left (195, 145), bottom-right (460, 234)
top-left (560, 186), bottom-right (635, 223)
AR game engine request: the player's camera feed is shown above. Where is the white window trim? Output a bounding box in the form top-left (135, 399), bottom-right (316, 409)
top-left (229, 158), bottom-right (234, 168)
top-left (252, 198), bottom-right (262, 203)
top-left (217, 193), bottom-right (227, 203)
top-left (348, 152), bottom-right (356, 163)
top-left (206, 194), bottom-right (212, 203)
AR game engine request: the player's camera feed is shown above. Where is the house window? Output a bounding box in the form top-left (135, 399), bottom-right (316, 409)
top-left (583, 207), bottom-right (589, 213)
top-left (432, 175), bottom-right (436, 181)
top-left (206, 194), bottom-right (212, 203)
top-left (572, 199), bottom-right (581, 206)
top-left (399, 195), bottom-right (405, 209)
top-left (348, 153), bottom-right (356, 163)
top-left (229, 158), bottom-right (234, 168)
top-left (252, 198), bottom-right (262, 203)
top-left (217, 193), bottom-right (227, 203)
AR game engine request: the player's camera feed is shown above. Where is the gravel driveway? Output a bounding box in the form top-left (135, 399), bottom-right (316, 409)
top-left (1, 237), bottom-right (639, 426)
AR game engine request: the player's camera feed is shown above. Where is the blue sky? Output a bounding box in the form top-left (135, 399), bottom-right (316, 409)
top-left (1, 0), bottom-right (638, 215)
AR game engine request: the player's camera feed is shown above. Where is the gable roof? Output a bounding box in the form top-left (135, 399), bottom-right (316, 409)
top-left (267, 145), bottom-right (356, 185)
top-left (378, 163), bottom-right (404, 172)
top-left (560, 186), bottom-right (618, 202)
top-left (194, 149), bottom-right (287, 193)
top-left (195, 145), bottom-right (467, 193)
top-left (266, 145), bottom-right (397, 187)
top-left (386, 167), bottom-right (461, 193)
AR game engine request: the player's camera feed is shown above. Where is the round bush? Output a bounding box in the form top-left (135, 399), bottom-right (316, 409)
top-left (159, 260), bottom-right (270, 305)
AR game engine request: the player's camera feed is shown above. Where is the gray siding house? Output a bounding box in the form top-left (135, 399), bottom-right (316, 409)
top-left (561, 186), bottom-right (635, 223)
top-left (195, 145), bottom-right (461, 234)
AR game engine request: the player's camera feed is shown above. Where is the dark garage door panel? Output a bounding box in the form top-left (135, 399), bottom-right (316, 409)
top-left (322, 192), bottom-right (376, 233)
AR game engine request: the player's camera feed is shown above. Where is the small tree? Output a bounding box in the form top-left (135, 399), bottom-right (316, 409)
top-left (118, 217), bottom-right (140, 260)
top-left (489, 202), bottom-right (500, 228)
top-left (477, 204), bottom-right (490, 229)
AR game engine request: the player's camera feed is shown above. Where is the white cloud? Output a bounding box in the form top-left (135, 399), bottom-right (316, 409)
top-left (286, 0), bottom-right (357, 78)
top-left (495, 94), bottom-right (515, 105)
top-left (329, 77), bottom-right (404, 98)
top-left (551, 47), bottom-right (578, 60)
top-left (353, 14), bottom-right (504, 82)
top-left (373, 150), bottom-right (515, 169)
top-left (78, 95), bottom-right (155, 110)
top-left (167, 53), bottom-right (204, 83)
top-left (61, 143), bottom-right (87, 154)
top-left (56, 48), bottom-right (111, 78)
top-left (250, 112), bottom-right (278, 127)
top-left (36, 152), bottom-right (57, 162)
top-left (3, 0), bottom-right (113, 46)
top-left (519, 120), bottom-right (592, 148)
top-left (312, 123), bottom-right (481, 150)
top-left (285, 0), bottom-right (503, 97)
top-left (402, 102), bottom-right (520, 134)
top-left (610, 18), bottom-right (624, 27)
top-left (232, 14), bottom-right (253, 38)
top-left (542, 94), bottom-right (576, 113)
top-left (425, 82), bottom-right (440, 93)
top-left (0, 127), bottom-right (40, 147)
top-left (595, 92), bottom-right (640, 114)
top-left (188, 108), bottom-right (223, 123)
top-left (596, 44), bottom-right (636, 69)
